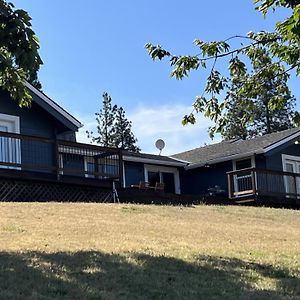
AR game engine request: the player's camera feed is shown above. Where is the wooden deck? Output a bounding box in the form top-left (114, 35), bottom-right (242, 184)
top-left (227, 167), bottom-right (300, 206)
top-left (0, 131), bottom-right (123, 201)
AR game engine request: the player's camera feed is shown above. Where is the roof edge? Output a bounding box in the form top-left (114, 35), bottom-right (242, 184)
top-left (123, 155), bottom-right (187, 167)
top-left (25, 81), bottom-right (83, 129)
top-left (185, 150), bottom-right (264, 170)
top-left (263, 130), bottom-right (300, 153)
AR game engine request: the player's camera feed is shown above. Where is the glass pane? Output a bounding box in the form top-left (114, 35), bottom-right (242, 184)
top-left (285, 163), bottom-right (294, 173)
top-left (162, 172), bottom-right (175, 193)
top-left (236, 159), bottom-right (252, 170)
top-left (148, 171), bottom-right (160, 187)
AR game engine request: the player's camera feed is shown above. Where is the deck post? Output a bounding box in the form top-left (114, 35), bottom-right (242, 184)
top-left (227, 173), bottom-right (232, 199)
top-left (55, 139), bottom-right (60, 180)
top-left (251, 169), bottom-right (257, 200)
top-left (118, 149), bottom-right (124, 188)
top-left (293, 174), bottom-right (297, 200)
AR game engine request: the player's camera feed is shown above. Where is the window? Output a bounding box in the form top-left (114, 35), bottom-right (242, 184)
top-left (148, 171), bottom-right (160, 187)
top-left (235, 158), bottom-right (252, 170)
top-left (282, 154), bottom-right (300, 196)
top-left (84, 156), bottom-right (119, 179)
top-left (0, 113), bottom-right (21, 168)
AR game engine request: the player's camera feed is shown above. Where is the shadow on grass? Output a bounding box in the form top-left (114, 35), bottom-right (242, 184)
top-left (0, 251), bottom-right (299, 299)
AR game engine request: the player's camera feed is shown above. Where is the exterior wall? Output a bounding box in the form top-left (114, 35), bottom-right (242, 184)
top-left (266, 140), bottom-right (300, 171)
top-left (124, 161), bottom-right (145, 187)
top-left (0, 90), bottom-right (76, 172)
top-left (181, 161), bottom-right (233, 195)
top-left (255, 154), bottom-right (267, 169)
top-left (0, 90), bottom-right (75, 139)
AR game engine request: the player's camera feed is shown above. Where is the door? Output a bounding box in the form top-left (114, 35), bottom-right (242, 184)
top-left (283, 159), bottom-right (300, 197)
top-left (162, 172), bottom-right (175, 193)
top-left (0, 117), bottom-right (21, 168)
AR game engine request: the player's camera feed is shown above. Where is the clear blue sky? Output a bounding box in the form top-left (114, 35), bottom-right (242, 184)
top-left (13, 1), bottom-right (299, 154)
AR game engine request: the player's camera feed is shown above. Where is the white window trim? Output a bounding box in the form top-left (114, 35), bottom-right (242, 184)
top-left (282, 154), bottom-right (300, 171)
top-left (232, 155), bottom-right (255, 171)
top-left (144, 164), bottom-right (181, 194)
top-left (0, 113), bottom-right (20, 134)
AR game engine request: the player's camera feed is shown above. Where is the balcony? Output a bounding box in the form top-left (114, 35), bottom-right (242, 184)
top-left (0, 131), bottom-right (122, 189)
top-left (227, 167), bottom-right (300, 205)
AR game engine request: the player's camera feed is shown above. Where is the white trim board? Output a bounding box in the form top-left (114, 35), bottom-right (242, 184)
top-left (232, 155), bottom-right (255, 171)
top-left (0, 113), bottom-right (20, 134)
top-left (264, 131), bottom-right (300, 153)
top-left (282, 154), bottom-right (300, 164)
top-left (123, 155), bottom-right (186, 167)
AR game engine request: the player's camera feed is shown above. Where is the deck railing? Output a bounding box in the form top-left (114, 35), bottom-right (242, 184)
top-left (0, 131), bottom-right (122, 183)
top-left (227, 167), bottom-right (300, 200)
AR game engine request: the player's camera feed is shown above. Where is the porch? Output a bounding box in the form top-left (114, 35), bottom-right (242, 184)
top-left (0, 131), bottom-right (123, 201)
top-left (227, 167), bottom-right (300, 205)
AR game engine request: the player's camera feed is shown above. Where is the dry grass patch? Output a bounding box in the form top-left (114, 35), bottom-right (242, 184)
top-left (0, 202), bottom-right (299, 299)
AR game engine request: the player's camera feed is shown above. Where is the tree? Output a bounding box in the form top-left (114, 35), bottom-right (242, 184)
top-left (113, 106), bottom-right (140, 152)
top-left (145, 0), bottom-right (300, 137)
top-left (222, 48), bottom-right (296, 140)
top-left (87, 92), bottom-right (140, 152)
top-left (0, 1), bottom-right (42, 107)
top-left (87, 92), bottom-right (116, 147)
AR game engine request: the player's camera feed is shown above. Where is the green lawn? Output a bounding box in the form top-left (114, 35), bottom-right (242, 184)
top-left (0, 203), bottom-right (299, 299)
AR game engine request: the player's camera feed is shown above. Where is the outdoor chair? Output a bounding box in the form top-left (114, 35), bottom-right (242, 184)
top-left (149, 182), bottom-right (165, 192)
top-left (131, 181), bottom-right (150, 190)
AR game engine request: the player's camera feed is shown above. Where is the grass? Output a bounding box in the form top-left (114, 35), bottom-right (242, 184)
top-left (0, 202), bottom-right (299, 299)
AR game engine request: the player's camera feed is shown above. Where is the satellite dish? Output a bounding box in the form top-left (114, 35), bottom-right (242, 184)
top-left (155, 139), bottom-right (165, 155)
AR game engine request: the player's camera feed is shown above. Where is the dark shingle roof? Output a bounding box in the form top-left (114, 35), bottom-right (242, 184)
top-left (172, 128), bottom-right (300, 165)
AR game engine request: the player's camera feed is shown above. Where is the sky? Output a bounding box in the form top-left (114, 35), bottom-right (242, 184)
top-left (13, 1), bottom-right (299, 155)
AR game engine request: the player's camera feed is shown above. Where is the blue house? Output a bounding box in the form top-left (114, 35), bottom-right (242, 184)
top-left (123, 129), bottom-right (300, 205)
top-left (1, 82), bottom-right (300, 204)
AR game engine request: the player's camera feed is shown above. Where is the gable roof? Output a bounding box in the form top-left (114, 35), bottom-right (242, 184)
top-left (25, 82), bottom-right (83, 131)
top-left (172, 128), bottom-right (300, 169)
top-left (123, 151), bottom-right (187, 167)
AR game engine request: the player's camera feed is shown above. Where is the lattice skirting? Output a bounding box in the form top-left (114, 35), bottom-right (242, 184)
top-left (0, 179), bottom-right (113, 202)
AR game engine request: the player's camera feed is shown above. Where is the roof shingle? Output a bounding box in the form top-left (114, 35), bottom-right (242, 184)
top-left (172, 128), bottom-right (300, 165)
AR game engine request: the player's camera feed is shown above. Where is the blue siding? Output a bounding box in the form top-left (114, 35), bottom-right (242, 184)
top-left (266, 140), bottom-right (300, 171)
top-left (0, 90), bottom-right (75, 139)
top-left (181, 161), bottom-right (233, 195)
top-left (0, 90), bottom-right (77, 173)
top-left (255, 155), bottom-right (266, 169)
top-left (124, 161), bottom-right (145, 187)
